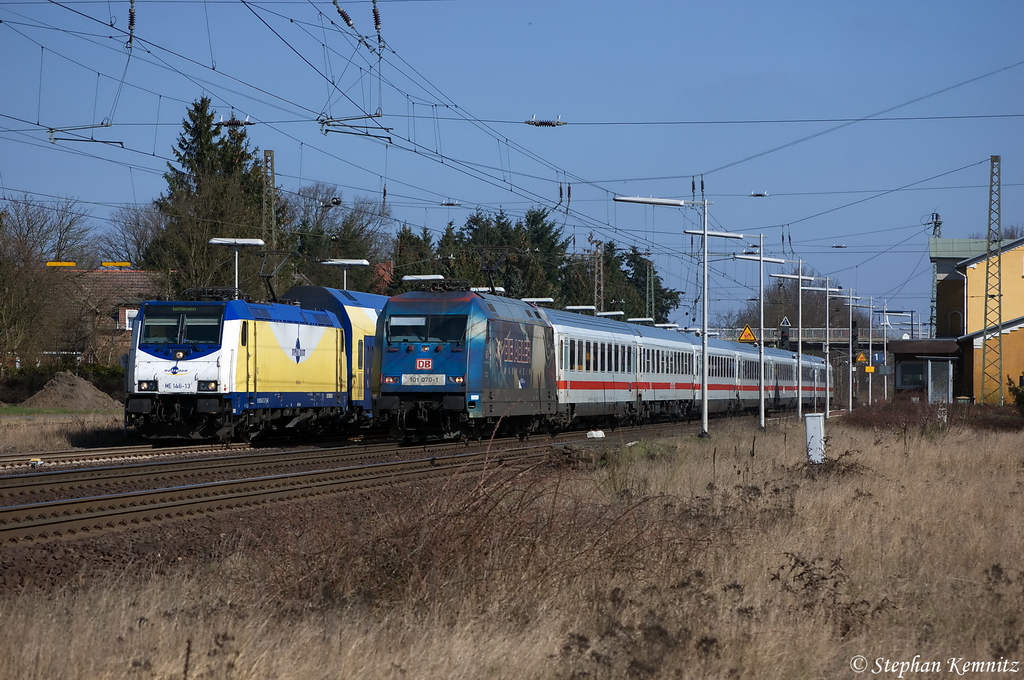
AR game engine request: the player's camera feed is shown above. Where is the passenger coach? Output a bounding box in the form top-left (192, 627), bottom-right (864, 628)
top-left (373, 281), bottom-right (830, 441)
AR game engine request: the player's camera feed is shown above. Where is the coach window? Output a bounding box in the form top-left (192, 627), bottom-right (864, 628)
top-left (599, 343), bottom-right (605, 372)
top-left (358, 339), bottom-right (364, 369)
top-left (585, 341), bottom-right (592, 371)
top-left (569, 339), bottom-right (576, 371)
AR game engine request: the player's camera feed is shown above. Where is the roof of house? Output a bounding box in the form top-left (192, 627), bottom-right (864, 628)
top-left (73, 270), bottom-right (161, 311)
top-left (886, 339), bottom-right (960, 357)
top-left (954, 237), bottom-right (1024, 270)
top-left (958, 313), bottom-right (1024, 342)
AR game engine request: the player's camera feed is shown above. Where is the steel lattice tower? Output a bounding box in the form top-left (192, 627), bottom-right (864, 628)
top-left (980, 155), bottom-right (1003, 405)
top-left (928, 212), bottom-right (941, 338)
top-left (262, 150), bottom-right (277, 248)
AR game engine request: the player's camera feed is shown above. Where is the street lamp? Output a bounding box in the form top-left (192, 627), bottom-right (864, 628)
top-left (208, 238), bottom-right (266, 299)
top-left (848, 297), bottom-right (877, 405)
top-left (735, 235), bottom-right (785, 430)
top-left (320, 258), bottom-right (370, 290)
top-left (831, 290), bottom-right (860, 412)
top-left (770, 264), bottom-right (814, 417)
top-left (615, 195), bottom-right (742, 438)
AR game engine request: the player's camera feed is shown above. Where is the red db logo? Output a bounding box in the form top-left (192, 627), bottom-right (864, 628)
top-left (416, 358), bottom-right (432, 370)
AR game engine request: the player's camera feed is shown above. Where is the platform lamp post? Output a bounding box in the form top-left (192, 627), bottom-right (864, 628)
top-left (874, 302), bottom-right (896, 401)
top-left (770, 263), bottom-right (813, 417)
top-left (847, 297), bottom-right (876, 405)
top-left (614, 195), bottom-right (742, 438)
top-left (320, 258), bottom-right (370, 290)
top-left (802, 279), bottom-right (842, 418)
top-left (831, 289), bottom-right (860, 412)
top-left (208, 238), bottom-right (265, 299)
top-left (734, 235), bottom-right (785, 430)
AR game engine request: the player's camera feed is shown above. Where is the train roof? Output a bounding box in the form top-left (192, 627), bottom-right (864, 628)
top-left (282, 286), bottom-right (388, 314)
top-left (137, 298), bottom-right (341, 327)
top-left (383, 289), bottom-right (828, 364)
top-left (385, 289), bottom-right (549, 325)
top-left (237, 299), bottom-right (341, 326)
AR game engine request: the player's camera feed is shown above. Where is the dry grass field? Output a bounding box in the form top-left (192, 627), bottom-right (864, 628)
top-left (1, 403), bottom-right (1022, 679)
top-left (0, 411), bottom-right (125, 453)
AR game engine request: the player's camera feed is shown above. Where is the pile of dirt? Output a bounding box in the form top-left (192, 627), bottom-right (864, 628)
top-left (20, 371), bottom-right (121, 411)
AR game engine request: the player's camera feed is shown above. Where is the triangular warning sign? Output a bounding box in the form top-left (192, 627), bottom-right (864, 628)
top-left (856, 353), bottom-right (868, 363)
top-left (779, 316), bottom-right (791, 327)
top-left (738, 325), bottom-right (757, 343)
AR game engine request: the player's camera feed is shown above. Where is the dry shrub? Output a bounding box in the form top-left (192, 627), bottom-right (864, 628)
top-left (237, 463), bottom-right (717, 623)
top-left (843, 398), bottom-right (1024, 433)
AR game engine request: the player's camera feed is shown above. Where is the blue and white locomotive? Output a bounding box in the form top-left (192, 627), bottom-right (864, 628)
top-left (372, 280), bottom-right (831, 440)
top-left (123, 286), bottom-right (386, 441)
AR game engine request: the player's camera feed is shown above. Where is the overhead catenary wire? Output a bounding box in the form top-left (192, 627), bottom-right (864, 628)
top-left (3, 2), bottom-right (1015, 317)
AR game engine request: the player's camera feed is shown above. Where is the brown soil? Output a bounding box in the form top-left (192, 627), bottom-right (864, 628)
top-left (19, 371), bottom-right (121, 411)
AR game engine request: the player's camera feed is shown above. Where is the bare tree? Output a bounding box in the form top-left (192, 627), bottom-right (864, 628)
top-left (98, 205), bottom-right (167, 267)
top-left (967, 223), bottom-right (1024, 240)
top-left (0, 195), bottom-right (98, 370)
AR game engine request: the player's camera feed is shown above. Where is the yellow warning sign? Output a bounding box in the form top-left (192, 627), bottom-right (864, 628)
top-left (738, 325), bottom-right (757, 343)
top-left (856, 353), bottom-right (868, 363)
top-left (865, 366), bottom-right (875, 373)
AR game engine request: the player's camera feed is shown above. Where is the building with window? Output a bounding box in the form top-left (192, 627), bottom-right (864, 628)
top-left (926, 236), bottom-right (1024, 403)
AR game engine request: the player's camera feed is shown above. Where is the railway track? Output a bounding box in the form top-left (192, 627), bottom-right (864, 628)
top-left (0, 417), bottom-right (723, 545)
top-left (0, 442), bottom-right (251, 471)
top-left (0, 443), bottom-right (558, 545)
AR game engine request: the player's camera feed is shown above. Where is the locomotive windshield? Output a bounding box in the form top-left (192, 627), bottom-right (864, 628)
top-left (140, 304), bottom-right (225, 345)
top-left (387, 314), bottom-right (467, 344)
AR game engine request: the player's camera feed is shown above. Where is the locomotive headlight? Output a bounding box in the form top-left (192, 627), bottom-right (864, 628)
top-left (173, 350), bottom-right (186, 360)
top-left (197, 380), bottom-right (218, 392)
top-left (383, 375), bottom-right (399, 384)
top-left (448, 375), bottom-right (465, 385)
top-left (138, 381), bottom-right (157, 392)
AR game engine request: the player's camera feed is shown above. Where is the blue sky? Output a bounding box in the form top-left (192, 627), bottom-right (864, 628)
top-left (1, 0), bottom-right (1022, 331)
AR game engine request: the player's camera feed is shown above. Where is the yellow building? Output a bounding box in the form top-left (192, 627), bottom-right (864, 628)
top-left (953, 237), bottom-right (1024, 403)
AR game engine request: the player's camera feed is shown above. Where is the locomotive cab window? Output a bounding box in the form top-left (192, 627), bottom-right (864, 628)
top-left (140, 304), bottom-right (224, 345)
top-left (387, 315), bottom-right (468, 344)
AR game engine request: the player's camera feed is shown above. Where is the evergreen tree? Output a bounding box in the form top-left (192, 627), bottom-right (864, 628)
top-left (620, 246), bottom-right (682, 323)
top-left (387, 224), bottom-right (437, 293)
top-left (146, 98), bottom-right (268, 298)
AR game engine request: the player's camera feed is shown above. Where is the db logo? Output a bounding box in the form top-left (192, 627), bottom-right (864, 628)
top-left (416, 358), bottom-right (433, 370)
